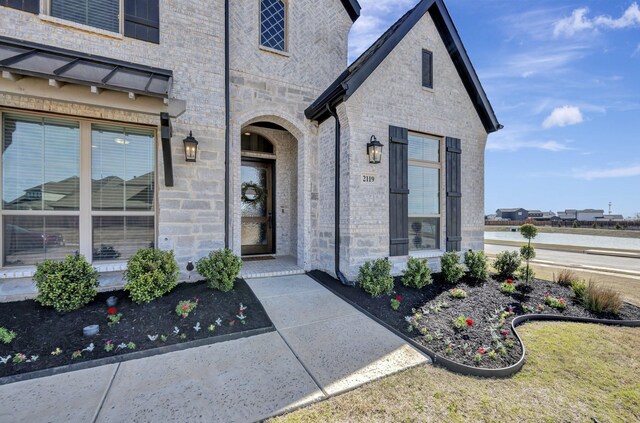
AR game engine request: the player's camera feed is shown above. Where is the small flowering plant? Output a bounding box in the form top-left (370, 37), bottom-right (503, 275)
top-left (107, 309), bottom-right (123, 326)
top-left (51, 347), bottom-right (63, 356)
top-left (175, 299), bottom-right (199, 319)
top-left (500, 281), bottom-right (516, 294)
top-left (452, 315), bottom-right (473, 330)
top-left (71, 350), bottom-right (82, 359)
top-left (544, 293), bottom-right (567, 310)
top-left (449, 288), bottom-right (467, 299)
top-left (104, 341), bottom-right (114, 352)
top-left (12, 353), bottom-right (27, 363)
top-left (445, 343), bottom-right (454, 355)
top-left (390, 295), bottom-right (402, 311)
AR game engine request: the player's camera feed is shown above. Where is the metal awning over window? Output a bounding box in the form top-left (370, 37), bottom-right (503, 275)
top-left (0, 36), bottom-right (172, 98)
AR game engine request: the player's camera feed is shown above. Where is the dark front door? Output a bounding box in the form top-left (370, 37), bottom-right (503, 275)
top-left (241, 160), bottom-right (274, 255)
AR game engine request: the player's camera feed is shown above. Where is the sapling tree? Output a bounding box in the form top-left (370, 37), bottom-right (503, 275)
top-left (518, 223), bottom-right (538, 285)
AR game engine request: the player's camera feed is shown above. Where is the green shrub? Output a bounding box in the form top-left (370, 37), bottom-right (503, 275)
top-left (196, 248), bottom-right (242, 292)
top-left (34, 254), bottom-right (99, 312)
top-left (440, 252), bottom-right (465, 284)
top-left (571, 279), bottom-right (587, 300)
top-left (544, 294), bottom-right (567, 310)
top-left (572, 221), bottom-right (579, 228)
top-left (493, 251), bottom-right (521, 278)
top-left (401, 257), bottom-right (432, 289)
top-left (0, 327), bottom-right (16, 344)
top-left (124, 248), bottom-right (179, 304)
top-left (582, 281), bottom-right (622, 314)
top-left (358, 258), bottom-right (393, 297)
top-left (464, 250), bottom-right (489, 282)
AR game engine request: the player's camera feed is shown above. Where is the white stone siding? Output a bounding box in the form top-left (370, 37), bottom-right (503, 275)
top-left (338, 11), bottom-right (489, 279)
top-left (0, 3), bottom-right (226, 282)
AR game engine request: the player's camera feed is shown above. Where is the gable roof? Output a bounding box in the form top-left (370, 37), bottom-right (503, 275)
top-left (341, 0), bottom-right (361, 22)
top-left (305, 0), bottom-right (502, 134)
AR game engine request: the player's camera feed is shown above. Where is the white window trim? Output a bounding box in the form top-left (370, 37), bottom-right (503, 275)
top-left (40, 0), bottom-right (125, 39)
top-left (0, 109), bottom-right (158, 271)
top-left (408, 131), bottom-right (444, 252)
top-left (259, 0), bottom-right (288, 53)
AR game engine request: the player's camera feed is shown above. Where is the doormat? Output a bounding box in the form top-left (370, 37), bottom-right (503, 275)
top-left (242, 256), bottom-right (276, 262)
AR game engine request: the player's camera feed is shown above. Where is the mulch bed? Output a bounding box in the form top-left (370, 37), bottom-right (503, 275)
top-left (0, 279), bottom-right (272, 379)
top-left (310, 270), bottom-right (640, 369)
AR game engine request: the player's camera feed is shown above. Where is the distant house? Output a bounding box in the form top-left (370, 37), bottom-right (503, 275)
top-left (596, 215), bottom-right (625, 222)
top-left (557, 209), bottom-right (605, 222)
top-left (496, 208), bottom-right (528, 220)
top-left (557, 210), bottom-right (577, 221)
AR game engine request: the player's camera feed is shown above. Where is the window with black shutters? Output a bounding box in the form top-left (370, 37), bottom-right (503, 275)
top-left (422, 49), bottom-right (433, 89)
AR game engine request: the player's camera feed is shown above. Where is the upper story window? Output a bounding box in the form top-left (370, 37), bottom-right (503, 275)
top-left (260, 0), bottom-right (286, 52)
top-left (422, 49), bottom-right (433, 89)
top-left (50, 0), bottom-right (121, 33)
top-left (408, 132), bottom-right (441, 251)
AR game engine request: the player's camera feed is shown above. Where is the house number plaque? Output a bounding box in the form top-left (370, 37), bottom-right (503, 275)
top-left (361, 174), bottom-right (376, 184)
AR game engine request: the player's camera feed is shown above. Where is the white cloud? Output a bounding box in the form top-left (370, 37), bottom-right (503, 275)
top-left (573, 165), bottom-right (640, 180)
top-left (542, 106), bottom-right (584, 128)
top-left (554, 3), bottom-right (640, 37)
top-left (348, 0), bottom-right (415, 62)
top-left (553, 8), bottom-right (594, 37)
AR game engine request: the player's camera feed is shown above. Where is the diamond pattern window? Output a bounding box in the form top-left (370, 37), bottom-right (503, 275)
top-left (260, 0), bottom-right (286, 51)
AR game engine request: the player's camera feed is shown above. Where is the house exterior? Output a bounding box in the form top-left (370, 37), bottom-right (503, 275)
top-left (556, 209), bottom-right (605, 222)
top-left (0, 0), bottom-right (499, 296)
top-left (496, 208), bottom-right (528, 221)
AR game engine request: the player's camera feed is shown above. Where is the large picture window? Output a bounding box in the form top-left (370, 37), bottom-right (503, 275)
top-left (408, 132), bottom-right (441, 251)
top-left (260, 0), bottom-right (286, 51)
top-left (0, 111), bottom-right (155, 267)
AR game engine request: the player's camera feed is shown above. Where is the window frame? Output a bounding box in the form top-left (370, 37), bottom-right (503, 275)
top-left (259, 0), bottom-right (288, 53)
top-left (41, 0), bottom-right (125, 37)
top-left (0, 108), bottom-right (158, 268)
top-left (407, 131), bottom-right (443, 252)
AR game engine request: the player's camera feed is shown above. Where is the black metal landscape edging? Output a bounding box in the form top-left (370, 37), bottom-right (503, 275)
top-left (307, 272), bottom-right (640, 379)
top-left (0, 325), bottom-right (275, 386)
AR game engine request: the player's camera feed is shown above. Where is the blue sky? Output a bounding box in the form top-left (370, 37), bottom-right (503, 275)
top-left (348, 1), bottom-right (640, 218)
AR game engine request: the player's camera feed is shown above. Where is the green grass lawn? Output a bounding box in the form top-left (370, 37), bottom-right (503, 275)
top-left (271, 322), bottom-right (640, 422)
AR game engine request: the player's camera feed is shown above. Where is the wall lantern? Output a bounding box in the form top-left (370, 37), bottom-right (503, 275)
top-left (367, 135), bottom-right (383, 164)
top-left (183, 131), bottom-right (199, 162)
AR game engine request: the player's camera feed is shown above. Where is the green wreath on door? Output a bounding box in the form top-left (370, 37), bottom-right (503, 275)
top-left (241, 182), bottom-right (266, 203)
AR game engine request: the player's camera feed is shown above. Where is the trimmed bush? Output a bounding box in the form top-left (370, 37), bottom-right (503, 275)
top-left (464, 250), bottom-right (489, 282)
top-left (519, 224), bottom-right (538, 285)
top-left (441, 252), bottom-right (465, 284)
top-left (401, 257), bottom-right (432, 289)
top-left (34, 254), bottom-right (99, 312)
top-left (124, 248), bottom-right (179, 304)
top-left (358, 258), bottom-right (394, 297)
top-left (582, 281), bottom-right (622, 314)
top-left (556, 269), bottom-right (577, 287)
top-left (493, 250), bottom-right (521, 278)
top-left (196, 248), bottom-right (242, 292)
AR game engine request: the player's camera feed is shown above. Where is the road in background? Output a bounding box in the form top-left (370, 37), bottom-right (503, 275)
top-left (485, 244), bottom-right (640, 275)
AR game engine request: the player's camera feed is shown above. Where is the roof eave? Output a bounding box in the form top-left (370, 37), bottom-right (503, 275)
top-left (341, 0), bottom-right (362, 22)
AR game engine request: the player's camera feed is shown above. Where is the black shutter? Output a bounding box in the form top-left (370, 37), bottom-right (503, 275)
top-left (389, 126), bottom-right (409, 256)
top-left (124, 0), bottom-right (160, 44)
top-left (1, 0), bottom-right (39, 14)
top-left (422, 49), bottom-right (433, 89)
top-left (446, 137), bottom-right (462, 251)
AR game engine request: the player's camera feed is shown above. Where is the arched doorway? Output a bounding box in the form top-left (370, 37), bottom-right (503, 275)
top-left (239, 123), bottom-right (298, 259)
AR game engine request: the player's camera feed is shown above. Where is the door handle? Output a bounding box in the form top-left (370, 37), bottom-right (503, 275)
top-left (268, 212), bottom-right (273, 229)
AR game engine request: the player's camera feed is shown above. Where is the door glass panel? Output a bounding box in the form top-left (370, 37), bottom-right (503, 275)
top-left (241, 166), bottom-right (267, 218)
top-left (242, 222), bottom-right (268, 247)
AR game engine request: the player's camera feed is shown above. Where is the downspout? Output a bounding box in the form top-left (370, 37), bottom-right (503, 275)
top-left (326, 104), bottom-right (351, 285)
top-left (224, 0), bottom-right (230, 249)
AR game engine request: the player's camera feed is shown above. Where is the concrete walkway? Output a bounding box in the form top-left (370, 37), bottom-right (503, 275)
top-left (0, 274), bottom-right (428, 423)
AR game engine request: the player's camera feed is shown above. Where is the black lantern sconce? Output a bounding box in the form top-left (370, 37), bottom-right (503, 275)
top-left (367, 135), bottom-right (383, 164)
top-left (183, 131), bottom-right (199, 162)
